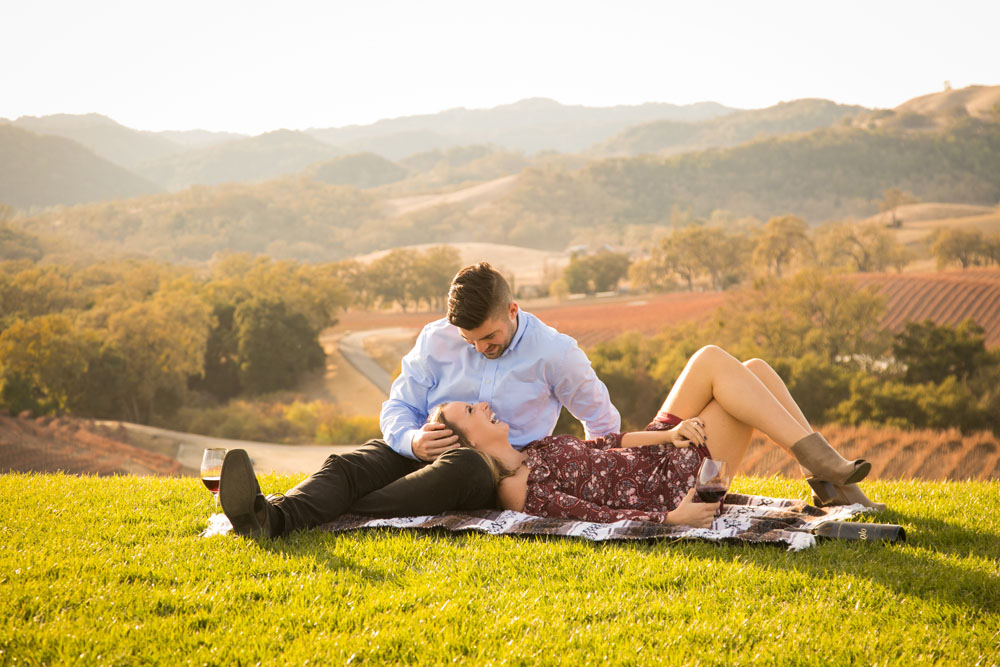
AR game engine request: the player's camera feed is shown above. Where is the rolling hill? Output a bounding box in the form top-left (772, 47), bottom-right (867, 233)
top-left (592, 98), bottom-right (866, 156)
top-left (568, 116), bottom-right (1000, 224)
top-left (895, 84), bottom-right (1000, 121)
top-left (307, 153), bottom-right (409, 189)
top-left (0, 125), bottom-right (162, 209)
top-left (135, 129), bottom-right (342, 190)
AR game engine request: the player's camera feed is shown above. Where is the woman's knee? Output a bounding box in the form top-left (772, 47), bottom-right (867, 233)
top-left (742, 357), bottom-right (771, 377)
top-left (691, 344), bottom-right (732, 369)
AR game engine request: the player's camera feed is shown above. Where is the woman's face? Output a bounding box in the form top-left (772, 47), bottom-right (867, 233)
top-left (441, 401), bottom-right (508, 445)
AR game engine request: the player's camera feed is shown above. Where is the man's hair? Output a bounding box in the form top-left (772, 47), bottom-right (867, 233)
top-left (447, 262), bottom-right (512, 330)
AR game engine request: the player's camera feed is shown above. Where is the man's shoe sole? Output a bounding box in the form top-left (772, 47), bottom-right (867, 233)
top-left (219, 449), bottom-right (263, 537)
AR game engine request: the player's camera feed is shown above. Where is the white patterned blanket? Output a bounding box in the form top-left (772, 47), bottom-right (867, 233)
top-left (203, 493), bottom-right (871, 551)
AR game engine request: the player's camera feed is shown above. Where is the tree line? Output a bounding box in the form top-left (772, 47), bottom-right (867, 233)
top-left (575, 271), bottom-right (1000, 436)
top-left (554, 210), bottom-right (999, 298)
top-left (0, 247), bottom-right (461, 424)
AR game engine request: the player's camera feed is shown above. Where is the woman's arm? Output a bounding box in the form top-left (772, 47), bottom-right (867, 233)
top-left (619, 418), bottom-right (706, 449)
top-left (524, 482), bottom-right (715, 527)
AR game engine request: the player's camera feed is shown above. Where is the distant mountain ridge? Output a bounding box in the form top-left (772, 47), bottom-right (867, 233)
top-left (6, 113), bottom-right (182, 167)
top-left (306, 97), bottom-right (738, 157)
top-left (4, 85), bottom-right (996, 215)
top-left (134, 129), bottom-right (342, 191)
top-left (0, 125), bottom-right (161, 209)
top-left (592, 99), bottom-right (867, 156)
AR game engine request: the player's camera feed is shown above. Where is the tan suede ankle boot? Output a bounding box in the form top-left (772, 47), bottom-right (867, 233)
top-left (790, 432), bottom-right (871, 485)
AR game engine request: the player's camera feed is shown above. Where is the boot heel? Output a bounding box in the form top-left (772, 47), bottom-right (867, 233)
top-left (807, 478), bottom-right (842, 507)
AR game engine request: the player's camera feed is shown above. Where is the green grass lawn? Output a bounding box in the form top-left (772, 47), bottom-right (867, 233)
top-left (1, 474), bottom-right (997, 666)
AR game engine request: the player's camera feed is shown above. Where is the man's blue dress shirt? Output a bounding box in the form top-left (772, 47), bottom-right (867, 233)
top-left (380, 310), bottom-right (622, 460)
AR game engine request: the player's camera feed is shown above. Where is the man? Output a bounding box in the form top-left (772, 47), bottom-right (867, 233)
top-left (219, 262), bottom-right (621, 538)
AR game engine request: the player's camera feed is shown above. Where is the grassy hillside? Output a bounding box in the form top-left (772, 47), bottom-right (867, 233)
top-left (1, 473), bottom-right (996, 665)
top-left (571, 117), bottom-right (1000, 224)
top-left (15, 177), bottom-right (383, 262)
top-left (135, 129), bottom-right (342, 191)
top-left (592, 98), bottom-right (865, 156)
top-left (0, 125), bottom-right (162, 209)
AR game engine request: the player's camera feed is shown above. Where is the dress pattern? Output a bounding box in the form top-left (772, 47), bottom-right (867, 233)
top-left (521, 413), bottom-right (713, 524)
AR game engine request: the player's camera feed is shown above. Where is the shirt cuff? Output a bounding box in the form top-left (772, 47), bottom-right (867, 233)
top-left (397, 428), bottom-right (421, 460)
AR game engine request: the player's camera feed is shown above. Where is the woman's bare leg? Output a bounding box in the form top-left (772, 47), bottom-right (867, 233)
top-left (658, 345), bottom-right (810, 451)
top-left (742, 358), bottom-right (811, 431)
top-left (697, 358), bottom-right (810, 472)
top-left (695, 399), bottom-right (754, 473)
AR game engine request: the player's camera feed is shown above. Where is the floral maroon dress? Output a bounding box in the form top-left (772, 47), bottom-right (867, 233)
top-left (520, 413), bottom-right (712, 524)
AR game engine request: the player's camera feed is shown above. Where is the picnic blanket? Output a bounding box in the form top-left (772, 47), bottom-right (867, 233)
top-left (203, 493), bottom-right (871, 551)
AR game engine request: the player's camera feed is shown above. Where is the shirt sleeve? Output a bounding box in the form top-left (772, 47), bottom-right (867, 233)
top-left (551, 341), bottom-right (621, 439)
top-left (379, 338), bottom-right (435, 460)
top-left (526, 480), bottom-right (667, 524)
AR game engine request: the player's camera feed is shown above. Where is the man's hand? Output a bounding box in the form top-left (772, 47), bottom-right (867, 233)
top-left (411, 422), bottom-right (460, 462)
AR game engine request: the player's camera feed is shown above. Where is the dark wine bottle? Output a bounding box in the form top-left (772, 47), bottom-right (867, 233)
top-left (814, 521), bottom-right (906, 543)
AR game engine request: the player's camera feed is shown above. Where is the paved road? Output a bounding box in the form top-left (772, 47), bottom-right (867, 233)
top-left (102, 421), bottom-right (356, 475)
top-left (338, 327), bottom-right (414, 394)
top-left (100, 329), bottom-right (412, 476)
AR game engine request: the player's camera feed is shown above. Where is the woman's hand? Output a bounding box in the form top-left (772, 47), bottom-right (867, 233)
top-left (665, 488), bottom-right (717, 528)
top-left (668, 418), bottom-right (706, 448)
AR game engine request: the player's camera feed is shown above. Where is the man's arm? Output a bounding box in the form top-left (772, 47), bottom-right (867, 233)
top-left (551, 342), bottom-right (621, 438)
top-left (379, 337), bottom-right (458, 461)
top-left (380, 348), bottom-right (433, 460)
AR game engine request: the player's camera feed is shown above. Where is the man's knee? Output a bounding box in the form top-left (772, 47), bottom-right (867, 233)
top-left (433, 448), bottom-right (496, 507)
top-left (434, 447), bottom-right (493, 482)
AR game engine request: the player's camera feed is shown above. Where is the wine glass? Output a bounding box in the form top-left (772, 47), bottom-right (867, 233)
top-left (695, 458), bottom-right (730, 512)
top-left (201, 448), bottom-right (226, 505)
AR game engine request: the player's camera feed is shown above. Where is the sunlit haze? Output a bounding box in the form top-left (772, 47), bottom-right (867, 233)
top-left (3, 0), bottom-right (998, 134)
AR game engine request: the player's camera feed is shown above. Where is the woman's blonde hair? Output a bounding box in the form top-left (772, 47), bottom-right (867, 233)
top-left (428, 403), bottom-right (517, 485)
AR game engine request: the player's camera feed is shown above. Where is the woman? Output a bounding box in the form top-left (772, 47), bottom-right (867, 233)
top-left (431, 345), bottom-right (882, 529)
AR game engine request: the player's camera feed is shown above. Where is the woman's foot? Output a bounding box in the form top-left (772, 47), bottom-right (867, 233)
top-left (791, 432), bottom-right (870, 485)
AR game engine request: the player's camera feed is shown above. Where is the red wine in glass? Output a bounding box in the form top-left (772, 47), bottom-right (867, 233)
top-left (696, 484), bottom-right (727, 503)
top-left (695, 458), bottom-right (730, 510)
top-left (201, 448), bottom-right (226, 505)
top-left (202, 476), bottom-right (221, 494)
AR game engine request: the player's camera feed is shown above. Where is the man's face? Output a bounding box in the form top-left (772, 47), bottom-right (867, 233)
top-left (458, 303), bottom-right (519, 359)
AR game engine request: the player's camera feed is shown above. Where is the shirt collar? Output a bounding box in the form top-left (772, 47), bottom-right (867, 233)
top-left (502, 311), bottom-right (528, 356)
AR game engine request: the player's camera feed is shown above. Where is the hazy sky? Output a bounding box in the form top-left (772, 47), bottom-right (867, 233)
top-left (3, 0), bottom-right (997, 134)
